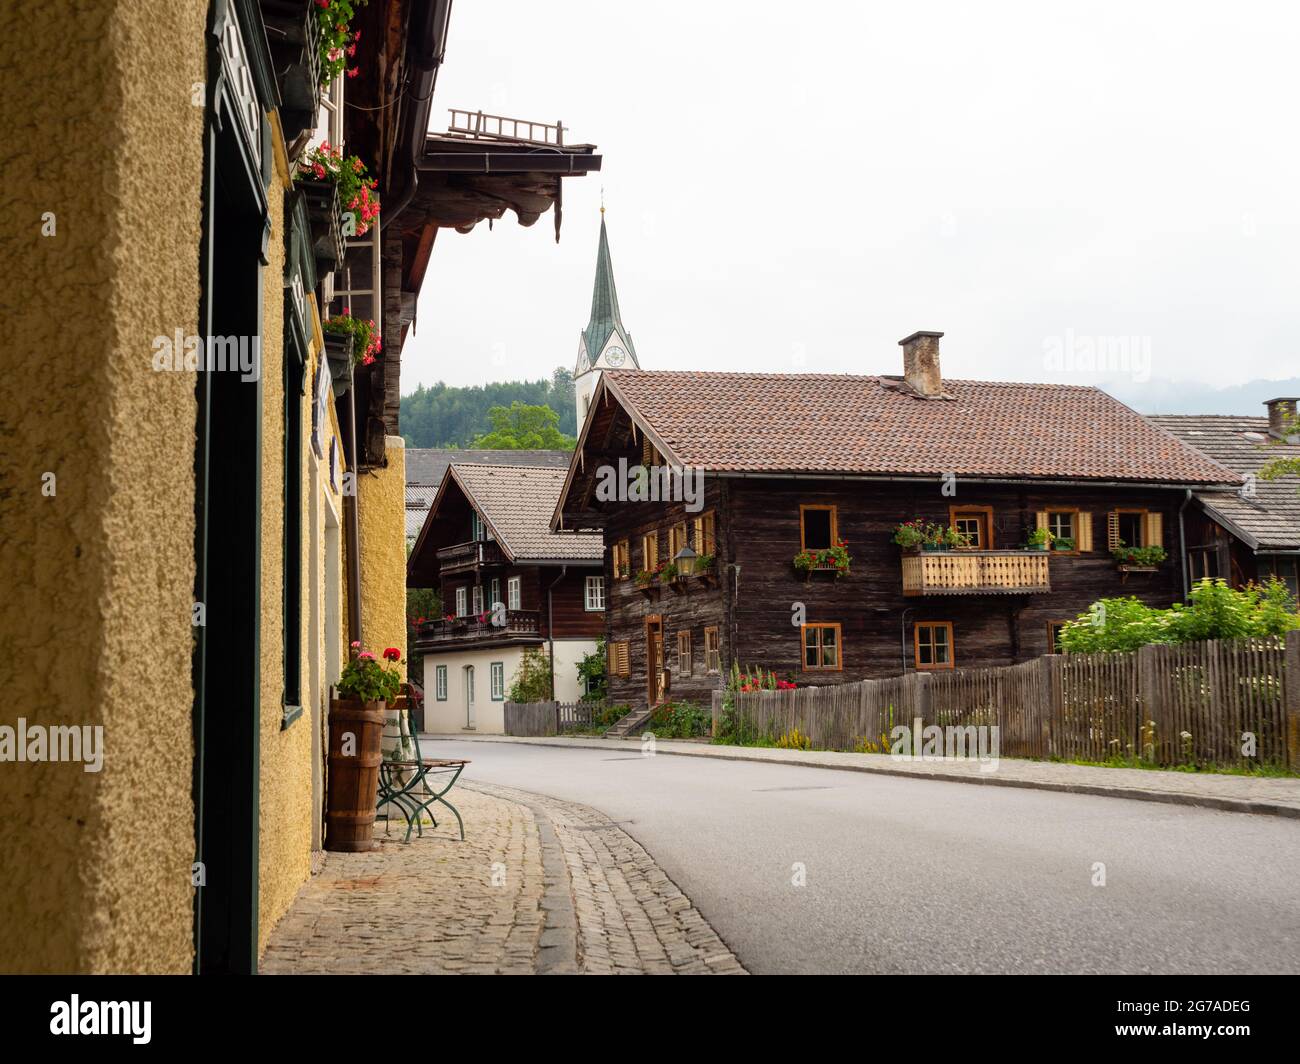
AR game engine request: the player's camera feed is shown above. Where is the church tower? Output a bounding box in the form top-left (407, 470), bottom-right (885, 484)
top-left (574, 209), bottom-right (639, 428)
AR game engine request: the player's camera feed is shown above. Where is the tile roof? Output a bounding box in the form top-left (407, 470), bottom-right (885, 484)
top-left (406, 447), bottom-right (571, 486)
top-left (405, 484), bottom-right (438, 541)
top-left (600, 371), bottom-right (1241, 485)
top-left (406, 449), bottom-right (572, 542)
top-left (1148, 415), bottom-right (1300, 550)
top-left (449, 464), bottom-right (603, 562)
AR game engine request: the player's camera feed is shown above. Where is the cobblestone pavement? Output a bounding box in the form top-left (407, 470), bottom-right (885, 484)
top-left (260, 782), bottom-right (744, 975)
top-left (426, 734), bottom-right (1300, 818)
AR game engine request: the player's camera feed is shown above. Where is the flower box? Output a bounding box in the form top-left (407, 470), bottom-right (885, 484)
top-left (261, 1), bottom-right (323, 156)
top-left (298, 177), bottom-right (345, 274)
top-left (323, 330), bottom-right (353, 397)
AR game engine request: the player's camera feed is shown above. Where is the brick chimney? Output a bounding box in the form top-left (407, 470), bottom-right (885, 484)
top-left (899, 330), bottom-right (944, 397)
top-left (1265, 397), bottom-right (1299, 440)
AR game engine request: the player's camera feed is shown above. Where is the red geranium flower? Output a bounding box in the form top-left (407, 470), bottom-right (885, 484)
top-left (383, 647), bottom-right (401, 662)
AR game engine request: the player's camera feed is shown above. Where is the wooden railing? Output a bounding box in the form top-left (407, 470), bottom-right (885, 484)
top-left (447, 108), bottom-right (565, 146)
top-left (435, 539), bottom-right (505, 572)
top-left (414, 610), bottom-right (540, 648)
top-left (901, 550), bottom-right (1050, 596)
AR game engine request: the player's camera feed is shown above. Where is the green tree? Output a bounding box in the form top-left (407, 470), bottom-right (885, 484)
top-left (577, 638), bottom-right (607, 702)
top-left (399, 366), bottom-right (578, 447)
top-left (508, 647), bottom-right (554, 703)
top-left (471, 401), bottom-right (576, 450)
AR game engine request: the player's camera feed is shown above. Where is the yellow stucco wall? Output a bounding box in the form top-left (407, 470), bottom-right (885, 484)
top-left (256, 147), bottom-right (316, 956)
top-left (0, 0), bottom-right (207, 973)
top-left (359, 437), bottom-right (409, 675)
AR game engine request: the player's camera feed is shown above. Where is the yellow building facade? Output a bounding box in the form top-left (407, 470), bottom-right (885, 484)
top-left (0, 0), bottom-right (389, 973)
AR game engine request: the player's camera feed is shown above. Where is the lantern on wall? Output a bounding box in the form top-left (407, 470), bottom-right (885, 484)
top-left (673, 543), bottom-right (698, 577)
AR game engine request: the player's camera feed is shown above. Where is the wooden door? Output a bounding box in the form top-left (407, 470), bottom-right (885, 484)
top-left (645, 615), bottom-right (663, 705)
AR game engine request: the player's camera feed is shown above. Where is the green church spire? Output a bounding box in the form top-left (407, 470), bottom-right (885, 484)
top-left (580, 210), bottom-right (637, 369)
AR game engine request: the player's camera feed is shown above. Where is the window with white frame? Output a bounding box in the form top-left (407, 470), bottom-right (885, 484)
top-left (435, 665), bottom-right (447, 700)
top-left (470, 511), bottom-right (485, 541)
top-left (507, 576), bottom-right (521, 610)
top-left (490, 662), bottom-right (505, 701)
top-left (472, 585), bottom-right (483, 616)
top-left (490, 577), bottom-right (501, 610)
top-left (585, 575), bottom-right (605, 611)
top-left (455, 587), bottom-right (467, 616)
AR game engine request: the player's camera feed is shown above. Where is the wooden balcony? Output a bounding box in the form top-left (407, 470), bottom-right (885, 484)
top-left (435, 539), bottom-right (506, 574)
top-left (413, 610), bottom-right (542, 651)
top-left (901, 550), bottom-right (1051, 596)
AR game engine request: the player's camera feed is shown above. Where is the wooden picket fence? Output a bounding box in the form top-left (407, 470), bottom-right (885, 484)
top-left (504, 700), bottom-right (610, 736)
top-left (714, 631), bottom-right (1300, 770)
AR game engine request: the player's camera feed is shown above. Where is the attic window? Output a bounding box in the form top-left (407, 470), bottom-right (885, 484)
top-left (1243, 431), bottom-right (1268, 443)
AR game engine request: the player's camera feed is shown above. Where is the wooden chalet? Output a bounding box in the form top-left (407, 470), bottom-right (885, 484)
top-left (551, 331), bottom-right (1243, 710)
top-left (408, 463), bottom-right (604, 731)
top-left (1151, 399), bottom-right (1300, 595)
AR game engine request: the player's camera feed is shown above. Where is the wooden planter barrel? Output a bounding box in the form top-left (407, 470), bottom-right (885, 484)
top-left (325, 698), bottom-right (386, 852)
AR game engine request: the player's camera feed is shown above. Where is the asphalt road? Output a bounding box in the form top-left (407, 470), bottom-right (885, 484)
top-left (434, 738), bottom-right (1300, 974)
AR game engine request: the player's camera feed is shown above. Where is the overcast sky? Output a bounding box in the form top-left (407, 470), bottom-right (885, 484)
top-left (401, 0), bottom-right (1300, 411)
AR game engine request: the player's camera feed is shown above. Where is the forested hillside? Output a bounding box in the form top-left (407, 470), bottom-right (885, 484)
top-left (400, 367), bottom-right (576, 447)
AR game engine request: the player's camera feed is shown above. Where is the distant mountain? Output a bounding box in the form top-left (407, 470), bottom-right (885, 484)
top-left (1098, 377), bottom-right (1300, 416)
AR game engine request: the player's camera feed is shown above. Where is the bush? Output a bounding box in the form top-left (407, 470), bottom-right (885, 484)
top-left (647, 701), bottom-right (711, 739)
top-left (1057, 577), bottom-right (1299, 654)
top-left (507, 648), bottom-right (552, 703)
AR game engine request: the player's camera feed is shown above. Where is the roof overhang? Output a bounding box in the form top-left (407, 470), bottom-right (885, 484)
top-left (552, 373), bottom-right (1243, 532)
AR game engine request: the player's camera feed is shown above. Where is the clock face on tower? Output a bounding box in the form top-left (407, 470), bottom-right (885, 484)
top-left (605, 346), bottom-right (626, 367)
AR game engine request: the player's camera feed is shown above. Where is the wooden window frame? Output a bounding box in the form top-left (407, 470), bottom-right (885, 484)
top-left (949, 505), bottom-right (994, 550)
top-left (584, 575), bottom-right (605, 611)
top-left (435, 664), bottom-right (448, 701)
top-left (1046, 620), bottom-right (1071, 653)
top-left (1109, 508), bottom-right (1150, 551)
top-left (703, 625), bottom-right (721, 672)
top-left (455, 586), bottom-right (468, 617)
top-left (693, 511), bottom-right (716, 556)
top-left (490, 661), bottom-right (505, 701)
top-left (472, 584), bottom-right (483, 616)
top-left (1044, 508), bottom-right (1080, 555)
top-left (801, 622), bottom-right (843, 672)
top-left (506, 575), bottom-right (521, 611)
top-left (641, 531), bottom-right (659, 572)
top-left (676, 629), bottom-right (692, 674)
top-left (607, 640), bottom-right (631, 678)
top-left (913, 621), bottom-right (955, 671)
top-left (669, 522), bottom-right (687, 563)
top-left (799, 504), bottom-right (838, 553)
top-left (612, 539), bottom-right (630, 579)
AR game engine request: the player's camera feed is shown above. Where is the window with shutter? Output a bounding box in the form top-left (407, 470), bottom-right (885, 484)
top-left (1110, 510), bottom-right (1150, 549)
top-left (641, 532), bottom-right (658, 571)
top-left (608, 641), bottom-right (630, 677)
top-left (1077, 511), bottom-right (1094, 552)
top-left (693, 511), bottom-right (716, 555)
top-left (704, 626), bottom-right (721, 672)
top-left (677, 630), bottom-right (692, 674)
top-left (1145, 511), bottom-right (1163, 549)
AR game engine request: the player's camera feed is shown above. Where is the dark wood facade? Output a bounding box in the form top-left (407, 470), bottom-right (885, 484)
top-left (407, 473), bottom-right (603, 657)
top-left (599, 477), bottom-right (1189, 709)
